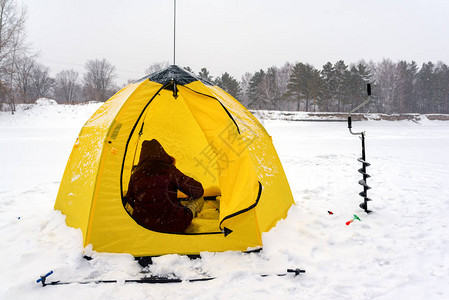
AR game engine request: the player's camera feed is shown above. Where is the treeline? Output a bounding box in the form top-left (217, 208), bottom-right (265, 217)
top-left (2, 0), bottom-right (449, 114)
top-left (1, 56), bottom-right (118, 109)
top-left (0, 0), bottom-right (119, 113)
top-left (204, 59), bottom-right (449, 114)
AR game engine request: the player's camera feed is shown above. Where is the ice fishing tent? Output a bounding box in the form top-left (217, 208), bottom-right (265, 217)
top-left (55, 65), bottom-right (294, 257)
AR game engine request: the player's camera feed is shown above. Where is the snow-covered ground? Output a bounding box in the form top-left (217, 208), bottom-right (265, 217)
top-left (1, 102), bottom-right (448, 299)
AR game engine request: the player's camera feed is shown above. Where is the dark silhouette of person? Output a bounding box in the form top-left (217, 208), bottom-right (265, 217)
top-left (126, 139), bottom-right (204, 233)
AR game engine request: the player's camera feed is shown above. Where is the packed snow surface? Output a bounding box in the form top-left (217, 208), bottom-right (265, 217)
top-left (1, 103), bottom-right (448, 299)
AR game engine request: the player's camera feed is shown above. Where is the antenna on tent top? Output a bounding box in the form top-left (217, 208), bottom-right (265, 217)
top-left (348, 84), bottom-right (373, 214)
top-left (173, 0), bottom-right (176, 65)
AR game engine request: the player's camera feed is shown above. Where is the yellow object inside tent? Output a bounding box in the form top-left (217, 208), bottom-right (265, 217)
top-left (55, 65), bottom-right (294, 257)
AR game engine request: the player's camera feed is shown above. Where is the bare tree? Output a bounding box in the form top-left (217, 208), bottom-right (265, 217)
top-left (13, 55), bottom-right (35, 103)
top-left (239, 72), bottom-right (252, 107)
top-left (259, 67), bottom-right (280, 110)
top-left (0, 79), bottom-right (11, 109)
top-left (54, 69), bottom-right (80, 104)
top-left (0, 0), bottom-right (28, 112)
top-left (31, 63), bottom-right (54, 99)
top-left (145, 61), bottom-right (169, 75)
top-left (0, 0), bottom-right (27, 73)
top-left (83, 58), bottom-right (117, 102)
top-left (373, 59), bottom-right (397, 113)
top-left (276, 62), bottom-right (293, 110)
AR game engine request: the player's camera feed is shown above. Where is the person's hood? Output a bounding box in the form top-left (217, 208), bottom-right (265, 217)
top-left (138, 139), bottom-right (174, 165)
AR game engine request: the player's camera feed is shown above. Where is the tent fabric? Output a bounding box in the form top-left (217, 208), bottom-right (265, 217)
top-left (55, 65), bottom-right (294, 257)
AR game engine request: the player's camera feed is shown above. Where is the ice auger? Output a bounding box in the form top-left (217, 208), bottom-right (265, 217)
top-left (348, 84), bottom-right (372, 213)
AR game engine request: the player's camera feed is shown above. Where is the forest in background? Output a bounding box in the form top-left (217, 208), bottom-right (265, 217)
top-left (1, 0), bottom-right (448, 114)
top-left (207, 59), bottom-right (449, 114)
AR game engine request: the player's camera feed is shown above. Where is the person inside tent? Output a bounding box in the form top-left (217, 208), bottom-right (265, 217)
top-left (125, 139), bottom-right (205, 233)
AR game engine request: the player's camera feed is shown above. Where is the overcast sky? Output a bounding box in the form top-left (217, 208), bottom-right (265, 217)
top-left (22, 0), bottom-right (449, 85)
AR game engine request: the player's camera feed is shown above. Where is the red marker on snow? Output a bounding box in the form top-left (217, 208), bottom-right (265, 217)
top-left (346, 214), bottom-right (361, 225)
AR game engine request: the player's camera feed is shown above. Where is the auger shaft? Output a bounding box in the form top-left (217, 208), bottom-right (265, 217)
top-left (348, 84), bottom-right (373, 213)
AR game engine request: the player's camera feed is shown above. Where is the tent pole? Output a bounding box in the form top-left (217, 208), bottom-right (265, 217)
top-left (173, 0), bottom-right (176, 65)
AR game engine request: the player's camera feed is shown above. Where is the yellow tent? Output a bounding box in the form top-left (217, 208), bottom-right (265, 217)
top-left (55, 65), bottom-right (294, 257)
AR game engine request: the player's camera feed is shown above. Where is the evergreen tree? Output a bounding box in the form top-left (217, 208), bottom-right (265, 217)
top-left (347, 62), bottom-right (371, 111)
top-left (415, 62), bottom-right (436, 113)
top-left (434, 62), bottom-right (449, 113)
top-left (333, 60), bottom-right (350, 112)
top-left (308, 67), bottom-right (323, 112)
top-left (198, 67), bottom-right (213, 81)
top-left (407, 61), bottom-right (419, 112)
top-left (286, 62), bottom-right (321, 111)
top-left (215, 72), bottom-right (241, 99)
top-left (320, 62), bottom-right (336, 111)
top-left (248, 69), bottom-right (266, 109)
top-left (183, 66), bottom-right (194, 73)
top-left (285, 63), bottom-right (303, 110)
top-left (395, 61), bottom-right (417, 113)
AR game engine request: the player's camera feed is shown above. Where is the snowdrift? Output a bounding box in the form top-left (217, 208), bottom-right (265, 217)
top-left (1, 102), bottom-right (448, 299)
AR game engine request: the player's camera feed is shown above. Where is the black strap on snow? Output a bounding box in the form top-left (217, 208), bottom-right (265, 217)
top-left (37, 268), bottom-right (305, 286)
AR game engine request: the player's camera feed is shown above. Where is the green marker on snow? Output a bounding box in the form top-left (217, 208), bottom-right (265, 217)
top-left (346, 214), bottom-right (361, 226)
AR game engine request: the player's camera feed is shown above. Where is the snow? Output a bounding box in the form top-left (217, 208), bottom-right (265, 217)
top-left (1, 102), bottom-right (449, 299)
top-left (35, 98), bottom-right (58, 106)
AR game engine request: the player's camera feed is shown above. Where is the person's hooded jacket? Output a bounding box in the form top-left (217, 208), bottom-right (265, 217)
top-left (126, 139), bottom-right (204, 233)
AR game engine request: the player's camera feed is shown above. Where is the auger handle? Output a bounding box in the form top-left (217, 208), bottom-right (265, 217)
top-left (287, 268), bottom-right (306, 276)
top-left (36, 270), bottom-right (53, 284)
top-left (349, 83), bottom-right (372, 116)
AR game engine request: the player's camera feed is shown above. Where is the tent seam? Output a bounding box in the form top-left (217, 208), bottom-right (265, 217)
top-left (85, 82), bottom-right (148, 245)
top-left (182, 85), bottom-right (241, 134)
top-left (219, 181), bottom-right (263, 230)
